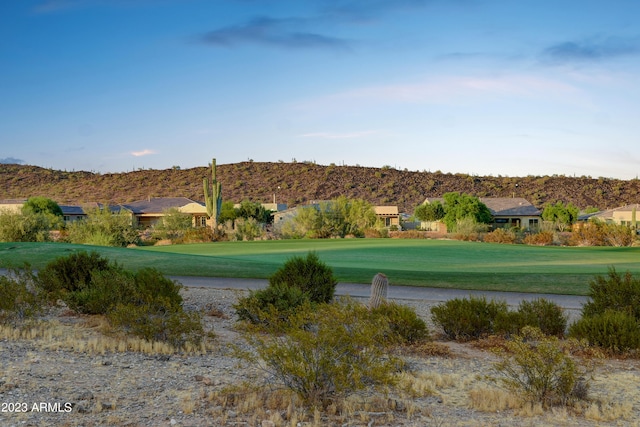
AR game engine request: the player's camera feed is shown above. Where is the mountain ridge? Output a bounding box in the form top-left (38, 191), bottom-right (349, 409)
top-left (1, 162), bottom-right (639, 213)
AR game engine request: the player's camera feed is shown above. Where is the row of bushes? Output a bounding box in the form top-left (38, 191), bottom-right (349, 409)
top-left (0, 251), bottom-right (203, 348)
top-left (430, 268), bottom-right (640, 354)
top-left (455, 222), bottom-right (637, 247)
top-left (431, 296), bottom-right (567, 341)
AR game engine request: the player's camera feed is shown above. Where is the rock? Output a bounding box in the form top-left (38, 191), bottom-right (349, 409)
top-left (75, 400), bottom-right (92, 413)
top-left (75, 390), bottom-right (94, 401)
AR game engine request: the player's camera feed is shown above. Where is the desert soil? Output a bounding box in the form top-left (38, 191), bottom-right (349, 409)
top-left (1, 287), bottom-right (639, 427)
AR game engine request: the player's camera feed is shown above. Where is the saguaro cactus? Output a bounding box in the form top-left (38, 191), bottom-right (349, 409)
top-left (369, 273), bottom-right (389, 309)
top-left (203, 158), bottom-right (222, 231)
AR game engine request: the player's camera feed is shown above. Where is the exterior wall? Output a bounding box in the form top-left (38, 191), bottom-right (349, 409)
top-left (612, 211), bottom-right (637, 226)
top-left (420, 221), bottom-right (447, 232)
top-left (492, 216), bottom-right (539, 231)
top-left (0, 201), bottom-right (26, 213)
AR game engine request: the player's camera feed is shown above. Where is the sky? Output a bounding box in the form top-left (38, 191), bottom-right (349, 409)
top-left (1, 0), bottom-right (640, 179)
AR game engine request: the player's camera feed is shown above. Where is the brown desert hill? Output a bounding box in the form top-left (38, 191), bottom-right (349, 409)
top-left (1, 162), bottom-right (639, 213)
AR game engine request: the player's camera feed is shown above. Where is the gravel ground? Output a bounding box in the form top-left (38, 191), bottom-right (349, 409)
top-left (0, 287), bottom-right (638, 427)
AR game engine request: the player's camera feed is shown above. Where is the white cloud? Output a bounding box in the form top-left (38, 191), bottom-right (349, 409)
top-left (131, 149), bottom-right (156, 157)
top-left (297, 73), bottom-right (592, 111)
top-left (298, 130), bottom-right (382, 139)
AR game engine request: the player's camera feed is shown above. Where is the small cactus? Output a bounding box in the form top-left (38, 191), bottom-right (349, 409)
top-left (369, 273), bottom-right (388, 309)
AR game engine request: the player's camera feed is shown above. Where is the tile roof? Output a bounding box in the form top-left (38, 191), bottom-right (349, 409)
top-left (479, 198), bottom-right (541, 216)
top-left (121, 197), bottom-right (203, 214)
top-left (424, 197), bottom-right (540, 216)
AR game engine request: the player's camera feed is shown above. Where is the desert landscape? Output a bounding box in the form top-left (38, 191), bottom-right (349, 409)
top-left (1, 286), bottom-right (638, 427)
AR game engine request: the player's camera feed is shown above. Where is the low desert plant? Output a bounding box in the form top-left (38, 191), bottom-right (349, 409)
top-left (63, 268), bottom-right (137, 314)
top-left (494, 327), bottom-right (587, 407)
top-left (568, 310), bottom-right (640, 353)
top-left (570, 222), bottom-right (634, 247)
top-left (234, 283), bottom-right (307, 324)
top-left (268, 252), bottom-right (337, 304)
top-left (235, 252), bottom-right (337, 324)
top-left (371, 301), bottom-right (430, 344)
top-left (483, 228), bottom-right (517, 244)
top-left (515, 298), bottom-right (567, 337)
top-left (431, 296), bottom-right (509, 341)
top-left (582, 268), bottom-right (640, 320)
top-left (0, 266), bottom-right (43, 325)
top-left (36, 250), bottom-right (116, 300)
top-left (108, 302), bottom-right (204, 348)
top-left (35, 252), bottom-right (200, 348)
top-left (238, 299), bottom-right (402, 408)
top-left (523, 231), bottom-right (554, 246)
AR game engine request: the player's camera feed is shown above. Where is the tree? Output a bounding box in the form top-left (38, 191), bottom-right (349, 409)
top-left (542, 201), bottom-right (578, 231)
top-left (22, 197), bottom-right (63, 217)
top-left (218, 201), bottom-right (237, 224)
top-left (236, 200), bottom-right (271, 224)
top-left (0, 209), bottom-right (60, 242)
top-left (152, 208), bottom-right (193, 240)
top-left (340, 197), bottom-right (377, 236)
top-left (442, 192), bottom-right (492, 232)
top-left (414, 201), bottom-right (445, 222)
top-left (66, 206), bottom-right (138, 247)
top-left (203, 158), bottom-right (222, 232)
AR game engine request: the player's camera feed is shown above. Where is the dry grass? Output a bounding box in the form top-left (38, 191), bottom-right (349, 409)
top-left (468, 386), bottom-right (522, 412)
top-left (0, 317), bottom-right (213, 355)
top-left (203, 381), bottom-right (427, 426)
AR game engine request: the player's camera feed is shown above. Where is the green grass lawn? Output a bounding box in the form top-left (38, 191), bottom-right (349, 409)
top-left (2, 239), bottom-right (639, 295)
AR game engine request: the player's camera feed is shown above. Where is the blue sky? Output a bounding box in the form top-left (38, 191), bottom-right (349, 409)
top-left (2, 0), bottom-right (640, 179)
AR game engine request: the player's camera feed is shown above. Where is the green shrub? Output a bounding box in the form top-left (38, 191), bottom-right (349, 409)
top-left (582, 268), bottom-right (640, 320)
top-left (494, 327), bottom-right (586, 407)
top-left (131, 268), bottom-right (183, 310)
top-left (62, 267), bottom-right (183, 316)
top-left (268, 252), bottom-right (337, 304)
top-left (0, 267), bottom-right (42, 325)
top-left (432, 297), bottom-right (567, 339)
top-left (239, 299), bottom-right (401, 407)
top-left (235, 252), bottom-right (337, 324)
top-left (431, 296), bottom-right (509, 341)
top-left (36, 252), bottom-right (200, 348)
top-left (516, 298), bottom-right (567, 337)
top-left (234, 283), bottom-right (307, 325)
top-left (37, 250), bottom-right (116, 299)
top-left (64, 268), bottom-right (136, 314)
top-left (371, 301), bottom-right (430, 344)
top-left (568, 310), bottom-right (640, 353)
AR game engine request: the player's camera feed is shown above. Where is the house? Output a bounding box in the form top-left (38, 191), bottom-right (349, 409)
top-left (584, 204), bottom-right (640, 227)
top-left (0, 198), bottom-right (28, 213)
top-left (121, 197), bottom-right (209, 228)
top-left (373, 206), bottom-right (401, 228)
top-left (59, 204), bottom-right (89, 223)
top-left (480, 198), bottom-right (541, 231)
top-left (422, 197), bottom-right (541, 231)
top-left (272, 203), bottom-right (401, 229)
